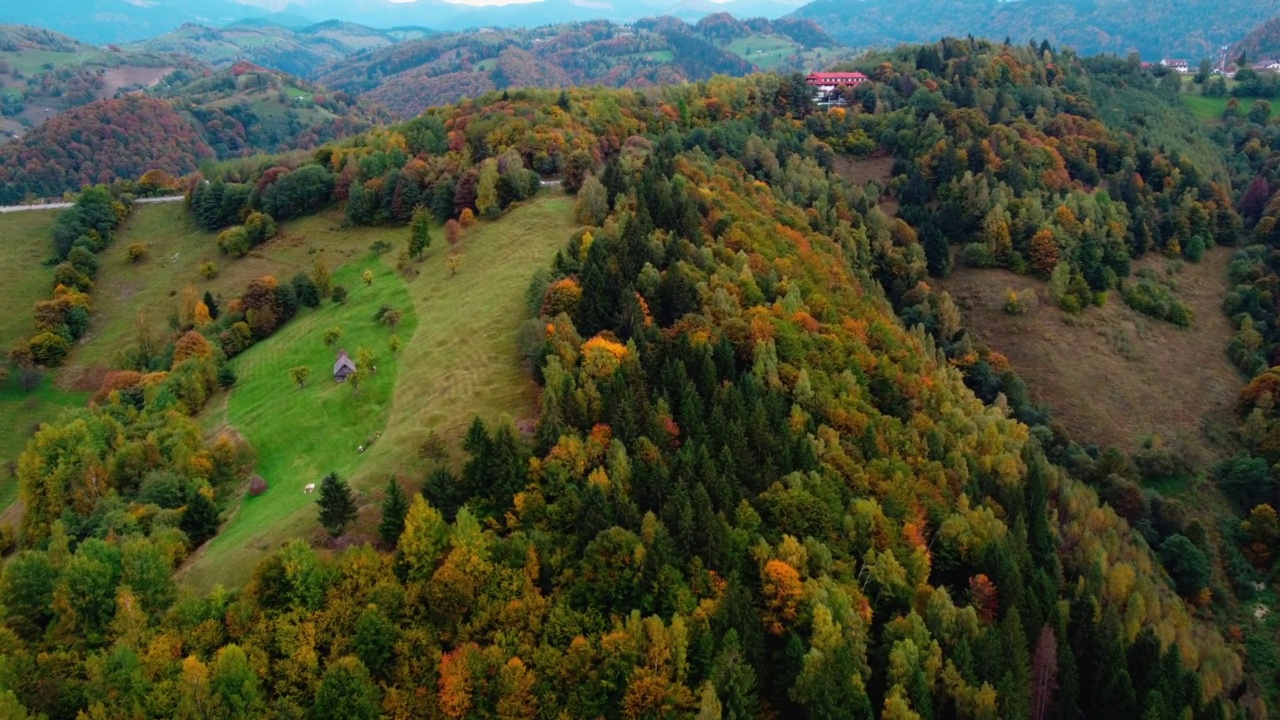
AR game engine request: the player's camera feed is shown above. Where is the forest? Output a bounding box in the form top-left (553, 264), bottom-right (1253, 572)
top-left (792, 0), bottom-right (1280, 59)
top-left (3, 34), bottom-right (1277, 718)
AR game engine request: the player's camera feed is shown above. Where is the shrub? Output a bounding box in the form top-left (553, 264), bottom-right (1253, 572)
top-left (217, 364), bottom-right (238, 388)
top-left (960, 243), bottom-right (996, 268)
top-left (1122, 278), bottom-right (1193, 328)
top-left (331, 286), bottom-right (348, 304)
top-left (244, 212), bottom-right (277, 246)
top-left (217, 227), bottom-right (251, 257)
top-left (199, 261), bottom-right (218, 279)
top-left (127, 243), bottom-right (147, 263)
top-left (369, 239), bottom-right (392, 255)
top-left (1184, 236), bottom-right (1206, 263)
top-left (29, 332), bottom-right (71, 366)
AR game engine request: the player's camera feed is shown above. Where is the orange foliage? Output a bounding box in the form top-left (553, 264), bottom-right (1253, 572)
top-left (762, 559), bottom-right (803, 635)
top-left (172, 330), bottom-right (214, 366)
top-left (969, 574), bottom-right (999, 624)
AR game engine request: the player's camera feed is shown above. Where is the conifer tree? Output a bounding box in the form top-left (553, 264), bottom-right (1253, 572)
top-left (317, 471), bottom-right (357, 538)
top-left (181, 489), bottom-right (221, 547)
top-left (378, 478), bottom-right (408, 546)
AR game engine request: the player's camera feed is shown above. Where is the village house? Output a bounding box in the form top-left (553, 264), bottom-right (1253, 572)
top-left (1160, 59), bottom-right (1191, 73)
top-left (1253, 60), bottom-right (1280, 73)
top-left (333, 350), bottom-right (356, 383)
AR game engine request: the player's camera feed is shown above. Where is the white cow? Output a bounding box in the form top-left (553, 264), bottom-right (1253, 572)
top-left (303, 483), bottom-right (316, 493)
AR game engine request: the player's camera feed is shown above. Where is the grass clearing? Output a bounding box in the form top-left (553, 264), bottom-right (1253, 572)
top-left (1181, 94), bottom-right (1231, 124)
top-left (938, 247), bottom-right (1242, 461)
top-left (67, 202), bottom-right (400, 381)
top-left (182, 257), bottom-right (416, 592)
top-left (0, 209), bottom-right (58, 351)
top-left (726, 35), bottom-right (796, 69)
top-left (181, 194), bottom-right (577, 591)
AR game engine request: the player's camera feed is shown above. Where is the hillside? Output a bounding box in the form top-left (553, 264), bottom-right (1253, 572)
top-left (1230, 17), bottom-right (1280, 65)
top-left (317, 17), bottom-right (848, 118)
top-left (128, 21), bottom-right (433, 80)
top-left (0, 95), bottom-right (213, 203)
top-left (0, 26), bottom-right (198, 145)
top-left (791, 0), bottom-right (1280, 59)
top-left (0, 36), bottom-right (1273, 719)
top-left (0, 62), bottom-right (390, 200)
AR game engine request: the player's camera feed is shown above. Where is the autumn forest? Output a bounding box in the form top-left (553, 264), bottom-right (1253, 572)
top-left (3, 9), bottom-right (1280, 720)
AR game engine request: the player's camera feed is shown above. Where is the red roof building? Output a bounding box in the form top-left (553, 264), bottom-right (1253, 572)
top-left (805, 72), bottom-right (869, 89)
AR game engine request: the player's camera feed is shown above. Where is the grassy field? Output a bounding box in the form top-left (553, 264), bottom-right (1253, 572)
top-left (1181, 94), bottom-right (1232, 124)
top-left (0, 209), bottom-right (58, 352)
top-left (182, 256), bottom-right (417, 592)
top-left (68, 202), bottom-right (400, 379)
top-left (726, 35), bottom-right (797, 70)
top-left (181, 194), bottom-right (577, 591)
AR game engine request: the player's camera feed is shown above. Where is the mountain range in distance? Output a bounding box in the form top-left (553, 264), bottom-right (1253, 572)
top-left (0, 0), bottom-right (808, 44)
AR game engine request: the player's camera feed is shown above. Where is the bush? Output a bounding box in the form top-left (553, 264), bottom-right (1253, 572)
top-left (29, 331), bottom-right (71, 366)
top-left (331, 285), bottom-right (348, 304)
top-left (1215, 455), bottom-right (1275, 511)
top-left (127, 243), bottom-right (147, 263)
top-left (369, 239), bottom-right (392, 255)
top-left (960, 243), bottom-right (997, 268)
top-left (217, 364), bottom-right (238, 388)
top-left (1121, 278), bottom-right (1193, 328)
top-left (199, 261), bottom-right (218, 279)
top-left (244, 212), bottom-right (277, 246)
top-left (1184, 236), bottom-right (1206, 263)
top-left (217, 227), bottom-right (250, 257)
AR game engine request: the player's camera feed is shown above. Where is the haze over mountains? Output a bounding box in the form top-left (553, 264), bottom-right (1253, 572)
top-left (2, 0), bottom-right (807, 44)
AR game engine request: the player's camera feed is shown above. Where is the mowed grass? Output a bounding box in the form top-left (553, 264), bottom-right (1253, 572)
top-left (1181, 94), bottom-right (1231, 124)
top-left (726, 35), bottom-right (797, 69)
top-left (181, 257), bottom-right (416, 592)
top-left (69, 202), bottom-right (401, 379)
top-left (181, 194), bottom-right (577, 591)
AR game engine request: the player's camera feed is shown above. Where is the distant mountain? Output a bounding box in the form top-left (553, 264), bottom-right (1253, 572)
top-left (789, 0), bottom-right (1280, 59)
top-left (0, 0), bottom-right (804, 45)
top-left (1230, 17), bottom-right (1280, 65)
top-left (0, 60), bottom-right (390, 199)
top-left (315, 16), bottom-right (848, 118)
top-left (0, 0), bottom-right (277, 44)
top-left (128, 20), bottom-right (433, 78)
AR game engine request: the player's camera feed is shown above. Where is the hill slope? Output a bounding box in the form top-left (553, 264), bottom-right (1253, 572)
top-left (0, 95), bottom-right (213, 203)
top-left (791, 0), bottom-right (1280, 58)
top-left (128, 21), bottom-right (431, 79)
top-left (1230, 16), bottom-right (1280, 64)
top-left (317, 17), bottom-right (847, 118)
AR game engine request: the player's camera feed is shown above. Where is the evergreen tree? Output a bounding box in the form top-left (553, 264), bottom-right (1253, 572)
top-left (317, 471), bottom-right (358, 538)
top-left (202, 290), bottom-right (219, 319)
top-left (378, 478), bottom-right (409, 546)
top-left (181, 490), bottom-right (221, 547)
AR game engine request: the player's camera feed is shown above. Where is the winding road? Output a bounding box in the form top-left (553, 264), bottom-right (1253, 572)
top-left (0, 195), bottom-right (185, 214)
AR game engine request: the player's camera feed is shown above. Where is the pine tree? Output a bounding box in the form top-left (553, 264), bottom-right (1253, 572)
top-left (182, 489), bottom-right (221, 547)
top-left (378, 478), bottom-right (408, 546)
top-left (317, 471), bottom-right (357, 538)
top-left (203, 290), bottom-right (220, 319)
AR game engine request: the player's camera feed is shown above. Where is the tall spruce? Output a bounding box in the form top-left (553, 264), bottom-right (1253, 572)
top-left (378, 478), bottom-right (409, 546)
top-left (181, 490), bottom-right (221, 547)
top-left (317, 471), bottom-right (358, 538)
